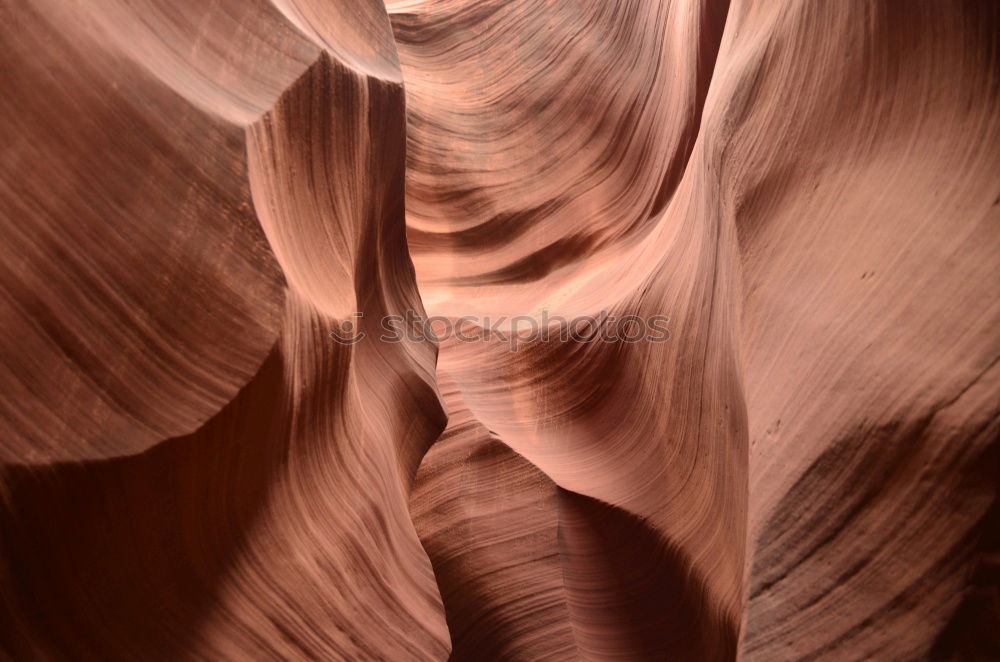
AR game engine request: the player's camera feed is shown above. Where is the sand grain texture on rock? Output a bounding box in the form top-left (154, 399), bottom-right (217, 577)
top-left (1, 0), bottom-right (998, 659)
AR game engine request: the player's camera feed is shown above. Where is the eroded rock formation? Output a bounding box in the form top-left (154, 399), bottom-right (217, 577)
top-left (1, 0), bottom-right (997, 659)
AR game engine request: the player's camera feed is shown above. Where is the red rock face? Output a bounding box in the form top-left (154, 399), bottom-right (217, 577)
top-left (1, 0), bottom-right (996, 659)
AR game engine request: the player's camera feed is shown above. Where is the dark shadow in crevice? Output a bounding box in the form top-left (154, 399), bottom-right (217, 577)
top-left (557, 490), bottom-right (739, 661)
top-left (0, 348), bottom-right (287, 659)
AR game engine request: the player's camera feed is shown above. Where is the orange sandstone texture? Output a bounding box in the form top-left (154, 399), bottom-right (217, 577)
top-left (1, 0), bottom-right (998, 659)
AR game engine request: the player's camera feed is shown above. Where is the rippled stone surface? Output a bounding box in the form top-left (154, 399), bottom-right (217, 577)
top-left (1, 0), bottom-right (997, 659)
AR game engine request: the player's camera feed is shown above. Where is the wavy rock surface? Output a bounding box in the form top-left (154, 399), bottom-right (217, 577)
top-left (3, 1), bottom-right (449, 658)
top-left (1, 0), bottom-right (998, 659)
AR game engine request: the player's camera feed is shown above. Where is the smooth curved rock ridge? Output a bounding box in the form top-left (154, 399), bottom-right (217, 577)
top-left (1, 0), bottom-right (998, 660)
top-left (2, 294), bottom-right (449, 658)
top-left (3, 1), bottom-right (449, 658)
top-left (0, 0), bottom-right (290, 462)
